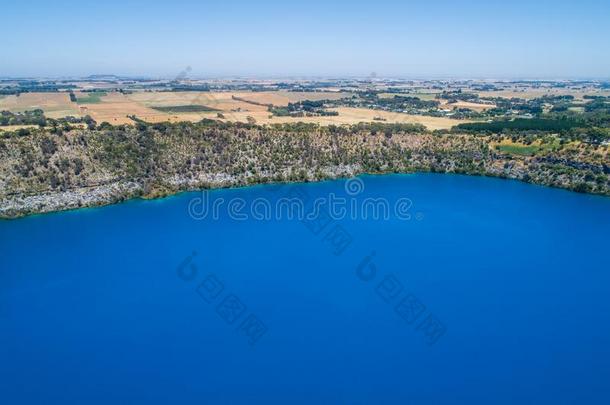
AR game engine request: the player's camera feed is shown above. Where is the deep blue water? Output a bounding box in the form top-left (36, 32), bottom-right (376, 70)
top-left (1, 174), bottom-right (610, 404)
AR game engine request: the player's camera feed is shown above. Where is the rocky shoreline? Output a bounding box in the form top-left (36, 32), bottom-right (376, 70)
top-left (0, 165), bottom-right (363, 219)
top-left (2, 166), bottom-right (608, 219)
top-left (1, 122), bottom-right (608, 218)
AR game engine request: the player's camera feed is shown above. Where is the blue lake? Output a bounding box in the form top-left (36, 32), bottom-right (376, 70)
top-left (1, 174), bottom-right (610, 404)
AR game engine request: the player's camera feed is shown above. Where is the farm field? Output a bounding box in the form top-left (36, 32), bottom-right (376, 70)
top-left (258, 107), bottom-right (473, 129)
top-left (0, 92), bottom-right (80, 118)
top-left (75, 91), bottom-right (107, 104)
top-left (378, 91), bottom-right (442, 101)
top-left (231, 90), bottom-right (352, 106)
top-left (477, 88), bottom-right (610, 100)
top-left (0, 90), bottom-right (471, 129)
top-left (77, 92), bottom-right (165, 124)
top-left (438, 100), bottom-right (495, 112)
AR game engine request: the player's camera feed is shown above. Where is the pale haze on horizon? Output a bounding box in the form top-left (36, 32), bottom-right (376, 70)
top-left (3, 0), bottom-right (610, 79)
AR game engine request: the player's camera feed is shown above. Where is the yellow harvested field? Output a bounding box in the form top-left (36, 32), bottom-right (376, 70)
top-left (125, 91), bottom-right (351, 108)
top-left (0, 92), bottom-right (80, 118)
top-left (0, 124), bottom-right (39, 131)
top-left (80, 92), bottom-right (169, 124)
top-left (126, 91), bottom-right (267, 112)
top-left (218, 107), bottom-right (470, 130)
top-left (439, 100), bottom-right (496, 112)
top-left (233, 91), bottom-right (352, 106)
top-left (330, 107), bottom-right (471, 129)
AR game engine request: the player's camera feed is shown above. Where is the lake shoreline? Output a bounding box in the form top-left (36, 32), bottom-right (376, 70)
top-left (2, 169), bottom-right (608, 220)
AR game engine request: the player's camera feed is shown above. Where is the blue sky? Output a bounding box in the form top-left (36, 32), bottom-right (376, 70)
top-left (3, 0), bottom-right (610, 78)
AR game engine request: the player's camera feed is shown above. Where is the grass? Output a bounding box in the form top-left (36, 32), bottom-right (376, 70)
top-left (496, 144), bottom-right (540, 156)
top-left (494, 137), bottom-right (564, 156)
top-left (151, 105), bottom-right (219, 113)
top-left (411, 93), bottom-right (439, 101)
top-left (76, 92), bottom-right (107, 104)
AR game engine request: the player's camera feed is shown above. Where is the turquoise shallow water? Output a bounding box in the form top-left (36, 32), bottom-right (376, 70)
top-left (1, 174), bottom-right (610, 404)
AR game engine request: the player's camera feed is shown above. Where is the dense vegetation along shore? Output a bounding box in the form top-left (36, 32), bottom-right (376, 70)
top-left (0, 119), bottom-right (608, 218)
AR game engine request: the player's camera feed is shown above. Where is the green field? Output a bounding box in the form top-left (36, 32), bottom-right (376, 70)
top-left (495, 144), bottom-right (541, 156)
top-left (76, 92), bottom-right (107, 104)
top-left (151, 105), bottom-right (219, 113)
top-left (411, 93), bottom-right (439, 101)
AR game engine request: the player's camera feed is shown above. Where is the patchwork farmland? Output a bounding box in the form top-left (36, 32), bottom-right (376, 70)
top-left (0, 90), bottom-right (471, 129)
